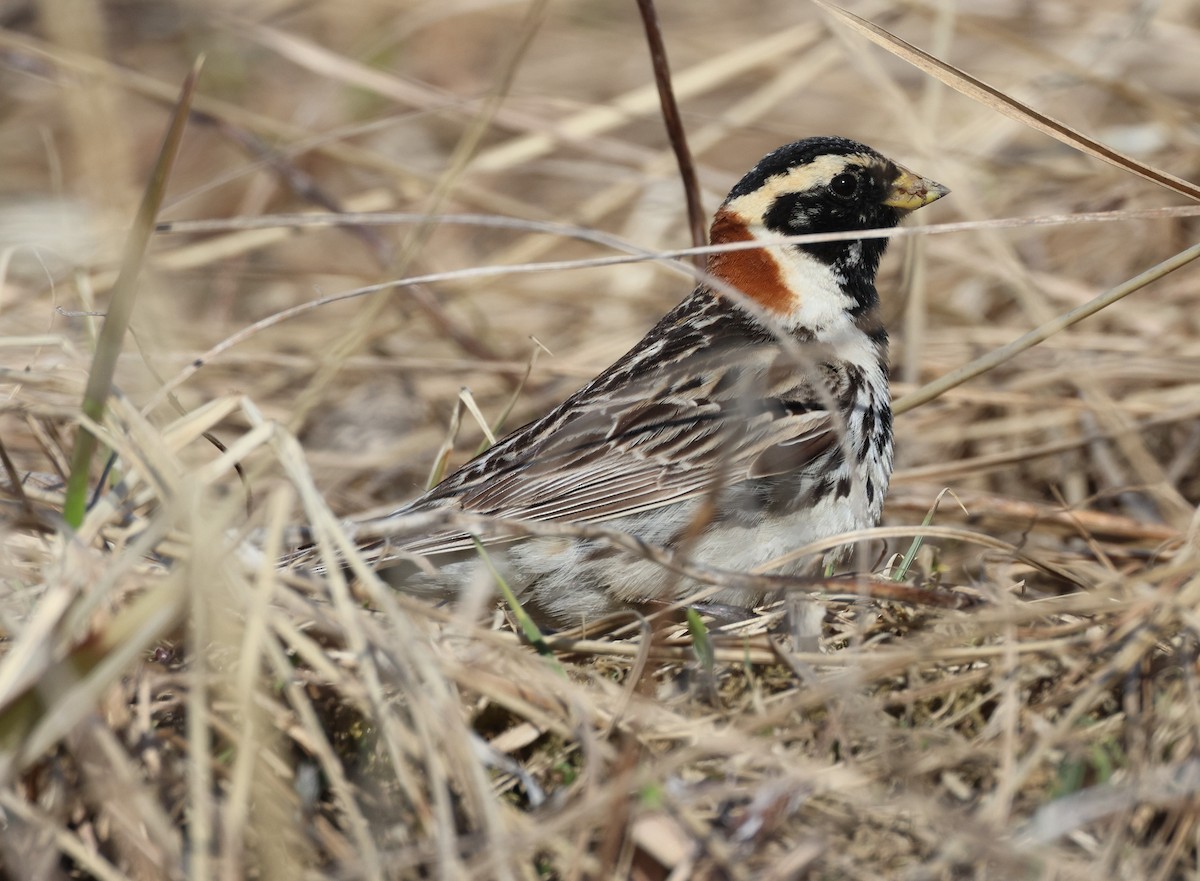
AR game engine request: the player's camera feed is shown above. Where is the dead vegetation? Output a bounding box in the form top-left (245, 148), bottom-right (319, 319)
top-left (2, 0), bottom-right (1200, 878)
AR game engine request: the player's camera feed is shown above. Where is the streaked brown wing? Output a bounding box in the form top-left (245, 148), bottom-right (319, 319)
top-left (392, 394), bottom-right (835, 558)
top-left (359, 291), bottom-right (853, 561)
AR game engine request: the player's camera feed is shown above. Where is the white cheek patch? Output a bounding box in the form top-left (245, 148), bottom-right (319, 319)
top-left (773, 250), bottom-right (855, 333)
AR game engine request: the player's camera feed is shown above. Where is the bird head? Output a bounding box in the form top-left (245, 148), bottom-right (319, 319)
top-left (706, 137), bottom-right (948, 324)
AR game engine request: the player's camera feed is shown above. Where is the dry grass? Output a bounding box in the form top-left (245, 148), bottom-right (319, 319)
top-left (2, 0), bottom-right (1200, 878)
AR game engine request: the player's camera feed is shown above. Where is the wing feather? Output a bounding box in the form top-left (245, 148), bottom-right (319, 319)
top-left (361, 292), bottom-right (855, 562)
top-left (387, 406), bottom-right (836, 558)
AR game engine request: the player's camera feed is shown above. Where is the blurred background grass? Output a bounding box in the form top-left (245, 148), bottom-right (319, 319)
top-left (2, 0), bottom-right (1200, 878)
top-left (4, 0), bottom-right (1199, 518)
top-left (6, 0), bottom-right (1199, 516)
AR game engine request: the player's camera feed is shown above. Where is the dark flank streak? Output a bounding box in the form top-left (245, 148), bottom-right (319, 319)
top-left (876, 409), bottom-right (894, 455)
top-left (858, 406), bottom-right (876, 463)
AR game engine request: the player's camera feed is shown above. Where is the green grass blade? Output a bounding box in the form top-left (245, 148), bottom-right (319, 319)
top-left (62, 58), bottom-right (204, 528)
top-left (472, 537), bottom-right (565, 675)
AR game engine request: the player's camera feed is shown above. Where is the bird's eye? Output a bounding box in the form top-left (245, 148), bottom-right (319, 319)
top-left (829, 173), bottom-right (859, 198)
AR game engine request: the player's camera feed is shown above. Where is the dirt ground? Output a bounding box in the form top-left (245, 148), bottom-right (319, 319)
top-left (2, 0), bottom-right (1200, 878)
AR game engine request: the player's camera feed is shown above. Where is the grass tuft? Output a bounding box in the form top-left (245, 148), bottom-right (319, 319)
top-left (2, 1), bottom-right (1199, 878)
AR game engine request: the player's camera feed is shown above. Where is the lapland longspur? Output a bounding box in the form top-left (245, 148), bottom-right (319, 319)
top-left (307, 137), bottom-right (947, 623)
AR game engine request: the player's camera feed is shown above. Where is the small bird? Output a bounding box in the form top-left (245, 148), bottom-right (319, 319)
top-left (318, 137), bottom-right (947, 623)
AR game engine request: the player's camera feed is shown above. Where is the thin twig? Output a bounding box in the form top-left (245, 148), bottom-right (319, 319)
top-left (635, 0), bottom-right (707, 266)
top-left (894, 242), bottom-right (1200, 415)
